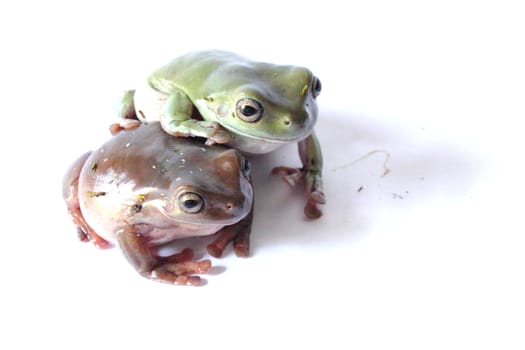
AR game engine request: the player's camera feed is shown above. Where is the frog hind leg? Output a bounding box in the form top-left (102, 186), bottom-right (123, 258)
top-left (272, 131), bottom-right (325, 219)
top-left (70, 211), bottom-right (112, 249)
top-left (63, 152), bottom-right (112, 249)
top-left (117, 225), bottom-right (211, 286)
top-left (159, 89), bottom-right (231, 145)
top-left (109, 89), bottom-right (141, 135)
top-left (207, 205), bottom-right (253, 258)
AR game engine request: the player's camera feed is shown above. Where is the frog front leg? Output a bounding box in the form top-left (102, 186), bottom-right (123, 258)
top-left (207, 205), bottom-right (254, 258)
top-left (272, 131), bottom-right (325, 219)
top-left (109, 90), bottom-right (141, 135)
top-left (159, 90), bottom-right (231, 145)
top-left (117, 224), bottom-right (212, 286)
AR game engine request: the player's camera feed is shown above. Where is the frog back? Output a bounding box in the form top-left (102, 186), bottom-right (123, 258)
top-left (147, 50), bottom-right (305, 99)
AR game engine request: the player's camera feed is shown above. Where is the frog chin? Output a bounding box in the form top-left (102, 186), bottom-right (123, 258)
top-left (223, 126), bottom-right (312, 154)
top-left (227, 120), bottom-right (311, 141)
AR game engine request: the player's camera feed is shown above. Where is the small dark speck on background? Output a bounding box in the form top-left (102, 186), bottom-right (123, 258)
top-left (392, 193), bottom-right (404, 200)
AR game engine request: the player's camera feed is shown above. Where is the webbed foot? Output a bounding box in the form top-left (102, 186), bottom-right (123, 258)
top-left (152, 249), bottom-right (212, 286)
top-left (161, 118), bottom-right (231, 145)
top-left (118, 229), bottom-right (211, 286)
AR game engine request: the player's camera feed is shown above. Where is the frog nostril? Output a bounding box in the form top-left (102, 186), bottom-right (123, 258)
top-left (283, 119), bottom-right (291, 126)
top-left (225, 203), bottom-right (233, 211)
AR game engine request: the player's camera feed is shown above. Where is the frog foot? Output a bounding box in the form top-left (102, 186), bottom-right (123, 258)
top-left (92, 236), bottom-right (112, 249)
top-left (109, 119), bottom-right (141, 135)
top-left (207, 215), bottom-right (252, 258)
top-left (272, 166), bottom-right (326, 219)
top-left (70, 208), bottom-right (112, 249)
top-left (207, 232), bottom-right (249, 258)
top-left (200, 122), bottom-right (232, 145)
top-left (161, 118), bottom-right (232, 145)
top-left (152, 249), bottom-right (212, 286)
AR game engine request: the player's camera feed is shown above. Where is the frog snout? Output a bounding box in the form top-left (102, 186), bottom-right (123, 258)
top-left (222, 197), bottom-right (248, 216)
top-left (276, 110), bottom-right (314, 138)
top-left (282, 116), bottom-right (293, 127)
top-left (277, 114), bottom-right (299, 132)
top-left (220, 188), bottom-right (253, 221)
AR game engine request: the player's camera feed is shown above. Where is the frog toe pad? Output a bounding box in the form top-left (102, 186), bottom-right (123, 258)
top-left (152, 259), bottom-right (212, 286)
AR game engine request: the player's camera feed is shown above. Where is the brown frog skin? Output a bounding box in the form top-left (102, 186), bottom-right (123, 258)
top-left (63, 123), bottom-right (253, 286)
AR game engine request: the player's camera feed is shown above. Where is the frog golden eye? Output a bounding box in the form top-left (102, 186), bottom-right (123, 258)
top-left (312, 76), bottom-right (322, 98)
top-left (178, 192), bottom-right (204, 214)
top-left (236, 98), bottom-right (263, 123)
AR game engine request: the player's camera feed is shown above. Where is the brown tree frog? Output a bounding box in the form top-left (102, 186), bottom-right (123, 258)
top-left (63, 124), bottom-right (253, 285)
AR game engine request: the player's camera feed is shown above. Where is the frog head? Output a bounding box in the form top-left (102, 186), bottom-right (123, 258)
top-left (195, 64), bottom-right (321, 153)
top-left (159, 147), bottom-right (253, 228)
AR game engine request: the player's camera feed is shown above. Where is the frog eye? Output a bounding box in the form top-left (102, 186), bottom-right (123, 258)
top-left (312, 76), bottom-right (322, 98)
top-left (178, 192), bottom-right (204, 214)
top-left (236, 98), bottom-right (264, 123)
top-left (241, 157), bottom-right (251, 177)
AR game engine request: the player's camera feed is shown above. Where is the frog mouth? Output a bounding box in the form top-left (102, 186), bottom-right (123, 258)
top-left (159, 207), bottom-right (244, 226)
top-left (223, 124), bottom-right (313, 143)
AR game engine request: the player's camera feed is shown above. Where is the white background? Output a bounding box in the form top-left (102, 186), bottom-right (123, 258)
top-left (1, 1), bottom-right (524, 348)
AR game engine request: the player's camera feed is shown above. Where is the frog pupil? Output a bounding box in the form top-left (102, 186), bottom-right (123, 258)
top-left (241, 105), bottom-right (257, 116)
top-left (184, 199), bottom-right (199, 209)
top-left (236, 98), bottom-right (263, 122)
top-left (178, 192), bottom-right (204, 213)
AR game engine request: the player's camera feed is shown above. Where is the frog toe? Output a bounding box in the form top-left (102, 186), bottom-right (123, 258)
top-left (304, 201), bottom-right (323, 219)
top-left (271, 166), bottom-right (303, 187)
top-left (272, 166), bottom-right (325, 219)
top-left (207, 243), bottom-right (225, 258)
top-left (152, 259), bottom-right (212, 286)
top-left (207, 128), bottom-right (231, 145)
top-left (233, 239), bottom-right (249, 257)
top-left (309, 190), bottom-right (326, 205)
top-left (207, 212), bottom-right (252, 258)
top-left (109, 119), bottom-right (141, 135)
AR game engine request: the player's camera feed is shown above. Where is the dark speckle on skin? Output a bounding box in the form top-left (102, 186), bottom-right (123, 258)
top-left (131, 204), bottom-right (143, 213)
top-left (86, 191), bottom-right (106, 198)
